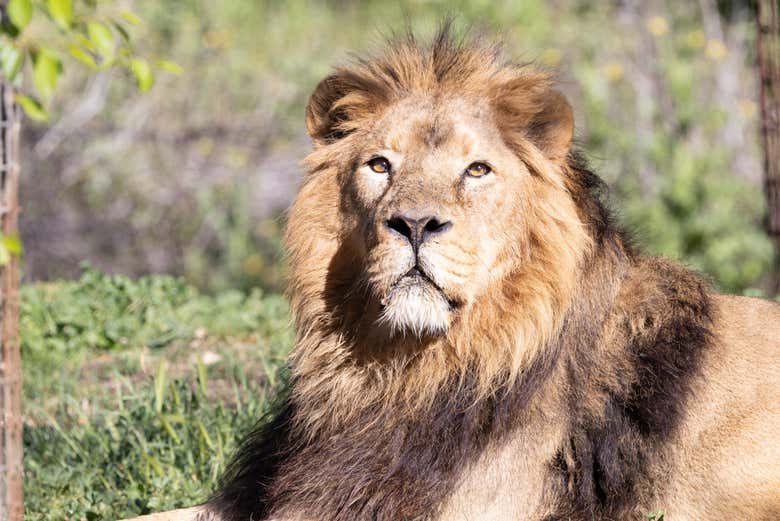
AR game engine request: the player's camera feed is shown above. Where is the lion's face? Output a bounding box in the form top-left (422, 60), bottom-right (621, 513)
top-left (350, 95), bottom-right (531, 336)
top-left (290, 39), bottom-right (589, 369)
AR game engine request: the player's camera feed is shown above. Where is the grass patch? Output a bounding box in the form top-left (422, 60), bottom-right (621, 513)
top-left (22, 268), bottom-right (291, 520)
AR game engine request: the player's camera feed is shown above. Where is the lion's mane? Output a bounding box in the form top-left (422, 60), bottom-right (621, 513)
top-left (205, 29), bottom-right (714, 521)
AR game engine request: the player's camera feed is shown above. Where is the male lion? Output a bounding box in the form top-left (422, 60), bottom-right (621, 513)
top-left (192, 30), bottom-right (780, 521)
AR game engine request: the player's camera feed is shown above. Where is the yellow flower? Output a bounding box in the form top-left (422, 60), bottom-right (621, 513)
top-left (647, 16), bottom-right (669, 36)
top-left (243, 254), bottom-right (265, 276)
top-left (203, 29), bottom-right (233, 51)
top-left (603, 61), bottom-right (624, 82)
top-left (195, 137), bottom-right (215, 157)
top-left (256, 219), bottom-right (278, 237)
top-left (685, 30), bottom-right (706, 49)
top-left (541, 48), bottom-right (562, 67)
top-left (705, 39), bottom-right (727, 60)
top-left (737, 99), bottom-right (757, 119)
top-left (225, 146), bottom-right (249, 169)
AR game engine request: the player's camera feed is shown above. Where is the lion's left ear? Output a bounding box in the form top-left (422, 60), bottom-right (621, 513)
top-left (493, 78), bottom-right (574, 162)
top-left (526, 90), bottom-right (574, 161)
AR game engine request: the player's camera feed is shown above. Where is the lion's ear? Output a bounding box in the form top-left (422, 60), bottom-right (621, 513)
top-left (305, 72), bottom-right (383, 146)
top-left (527, 90), bottom-right (573, 161)
top-left (493, 78), bottom-right (574, 162)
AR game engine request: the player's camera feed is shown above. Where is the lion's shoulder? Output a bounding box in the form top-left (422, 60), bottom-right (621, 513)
top-left (701, 293), bottom-right (779, 400)
top-left (713, 293), bottom-right (780, 346)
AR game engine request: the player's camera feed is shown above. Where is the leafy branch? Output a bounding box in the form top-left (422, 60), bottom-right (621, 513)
top-left (0, 0), bottom-right (180, 122)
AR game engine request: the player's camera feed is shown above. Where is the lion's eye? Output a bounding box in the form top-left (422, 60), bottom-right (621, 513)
top-left (367, 157), bottom-right (391, 174)
top-left (465, 162), bottom-right (491, 178)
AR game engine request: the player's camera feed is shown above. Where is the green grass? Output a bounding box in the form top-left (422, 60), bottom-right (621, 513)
top-left (22, 268), bottom-right (292, 520)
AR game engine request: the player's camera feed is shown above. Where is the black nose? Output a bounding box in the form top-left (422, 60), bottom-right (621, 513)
top-left (385, 211), bottom-right (452, 252)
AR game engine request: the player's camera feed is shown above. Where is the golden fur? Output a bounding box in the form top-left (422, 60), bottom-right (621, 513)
top-left (199, 29), bottom-right (780, 521)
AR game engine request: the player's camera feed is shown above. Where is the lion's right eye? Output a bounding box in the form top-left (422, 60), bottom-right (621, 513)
top-left (367, 157), bottom-right (391, 174)
top-left (465, 162), bottom-right (492, 178)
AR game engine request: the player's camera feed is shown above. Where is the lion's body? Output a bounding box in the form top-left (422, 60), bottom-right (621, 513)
top-left (199, 30), bottom-right (780, 521)
top-left (438, 293), bottom-right (780, 521)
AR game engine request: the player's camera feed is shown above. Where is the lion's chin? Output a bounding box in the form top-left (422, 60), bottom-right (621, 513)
top-left (378, 272), bottom-right (452, 337)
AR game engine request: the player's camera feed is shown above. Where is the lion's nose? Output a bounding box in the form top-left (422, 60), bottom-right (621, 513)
top-left (385, 211), bottom-right (452, 252)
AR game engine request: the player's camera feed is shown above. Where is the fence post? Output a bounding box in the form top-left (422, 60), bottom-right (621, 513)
top-left (0, 71), bottom-right (24, 520)
top-left (757, 0), bottom-right (780, 292)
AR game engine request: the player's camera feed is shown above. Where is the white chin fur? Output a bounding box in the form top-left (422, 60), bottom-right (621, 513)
top-left (379, 278), bottom-right (451, 337)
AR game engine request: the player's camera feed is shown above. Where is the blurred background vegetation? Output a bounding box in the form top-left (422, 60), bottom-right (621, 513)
top-left (15, 0), bottom-right (779, 518)
top-left (18, 0), bottom-right (776, 296)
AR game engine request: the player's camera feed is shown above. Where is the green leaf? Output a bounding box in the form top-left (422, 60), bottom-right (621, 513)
top-left (33, 49), bottom-right (61, 101)
top-left (68, 44), bottom-right (96, 68)
top-left (197, 421), bottom-right (214, 449)
top-left (156, 59), bottom-right (183, 75)
top-left (8, 0), bottom-right (33, 31)
top-left (0, 19), bottom-right (20, 39)
top-left (15, 94), bottom-right (48, 122)
top-left (157, 413), bottom-right (181, 444)
top-left (47, 0), bottom-right (73, 29)
top-left (153, 360), bottom-right (167, 413)
top-left (112, 21), bottom-right (130, 44)
top-left (129, 57), bottom-right (154, 92)
top-left (74, 33), bottom-right (96, 52)
top-left (197, 359), bottom-right (208, 396)
top-left (119, 9), bottom-right (141, 25)
top-left (87, 22), bottom-right (114, 59)
top-left (143, 453), bottom-right (164, 477)
top-left (2, 234), bottom-right (23, 256)
top-left (0, 41), bottom-right (25, 81)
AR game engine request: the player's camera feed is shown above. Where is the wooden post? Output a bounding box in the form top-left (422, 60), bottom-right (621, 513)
top-left (0, 71), bottom-right (23, 520)
top-left (757, 0), bottom-right (780, 293)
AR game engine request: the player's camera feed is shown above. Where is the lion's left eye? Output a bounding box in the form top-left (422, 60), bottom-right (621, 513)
top-left (367, 157), bottom-right (391, 174)
top-left (465, 162), bottom-right (491, 178)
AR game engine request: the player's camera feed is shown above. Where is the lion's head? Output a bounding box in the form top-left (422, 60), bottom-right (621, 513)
top-left (284, 30), bottom-right (593, 429)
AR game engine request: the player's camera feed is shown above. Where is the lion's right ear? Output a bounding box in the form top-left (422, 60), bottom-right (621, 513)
top-left (305, 72), bottom-right (384, 146)
top-left (305, 74), bottom-right (346, 145)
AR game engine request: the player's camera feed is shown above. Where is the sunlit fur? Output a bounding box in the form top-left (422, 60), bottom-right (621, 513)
top-left (199, 29), bottom-right (780, 521)
top-left (377, 274), bottom-right (452, 336)
top-left (284, 32), bottom-right (591, 437)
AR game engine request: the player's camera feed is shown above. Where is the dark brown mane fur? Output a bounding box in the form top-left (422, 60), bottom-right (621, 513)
top-left (203, 31), bottom-right (714, 521)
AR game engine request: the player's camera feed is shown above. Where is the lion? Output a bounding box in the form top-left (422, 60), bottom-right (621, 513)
top-left (185, 29), bottom-right (779, 521)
